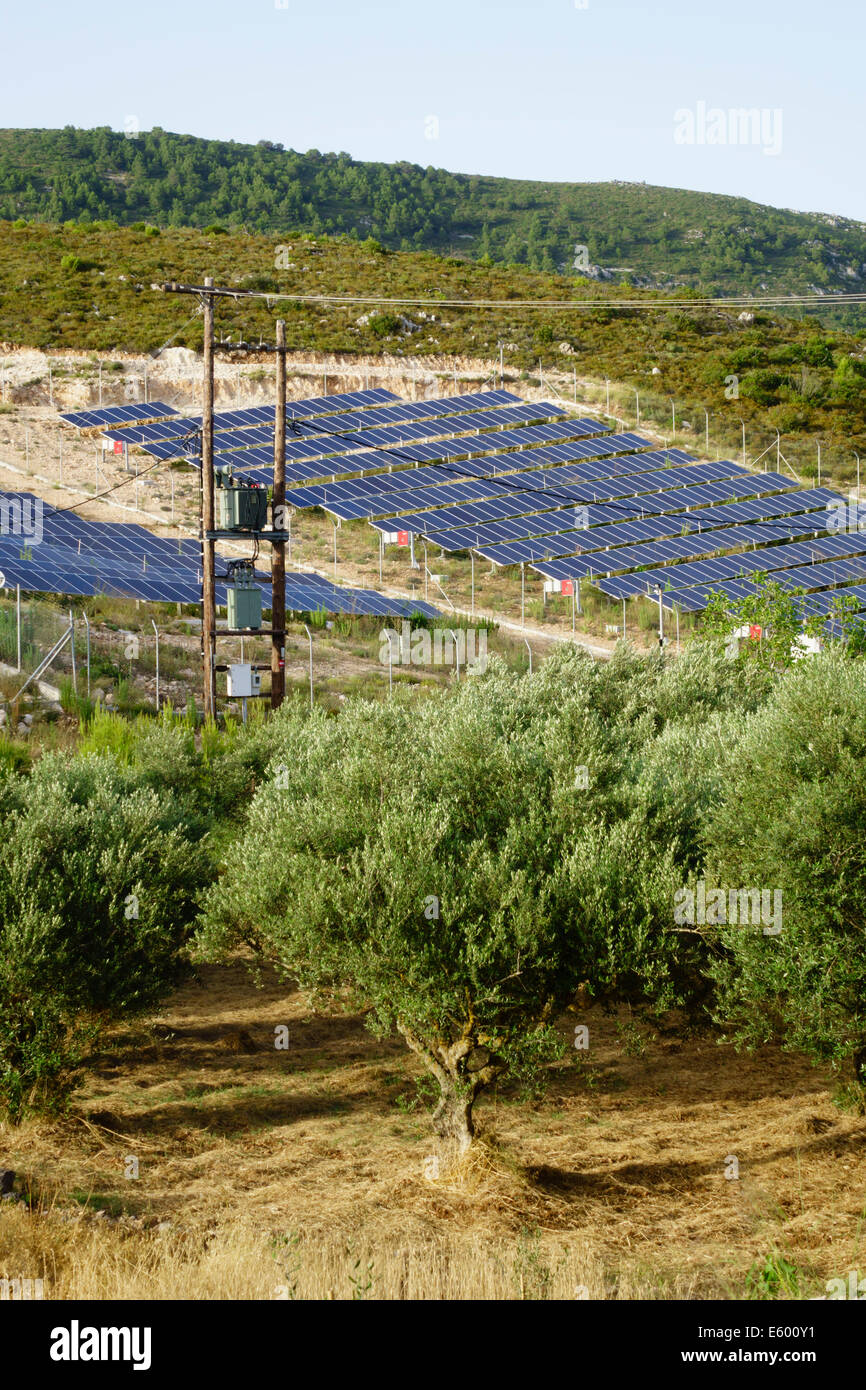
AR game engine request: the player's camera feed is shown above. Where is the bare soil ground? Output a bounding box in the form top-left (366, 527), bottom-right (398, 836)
top-left (1, 957), bottom-right (863, 1300)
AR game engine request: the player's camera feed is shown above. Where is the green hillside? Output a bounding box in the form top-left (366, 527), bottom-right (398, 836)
top-left (1, 127), bottom-right (866, 327)
top-left (1, 218), bottom-right (865, 485)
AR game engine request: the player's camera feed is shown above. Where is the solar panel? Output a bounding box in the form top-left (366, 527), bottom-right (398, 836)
top-left (98, 389), bottom-right (404, 446)
top-left (380, 460), bottom-right (749, 544)
top-left (128, 401), bottom-right (567, 462)
top-left (60, 401), bottom-right (179, 429)
top-left (637, 553), bottom-right (866, 615)
top-left (593, 532), bottom-right (866, 601)
top-left (474, 475), bottom-right (809, 567)
top-left (0, 488), bottom-right (439, 617)
top-left (271, 431), bottom-right (677, 505)
top-left (528, 490), bottom-right (846, 581)
top-left (530, 517), bottom-right (831, 584)
top-left (281, 430), bottom-right (675, 519)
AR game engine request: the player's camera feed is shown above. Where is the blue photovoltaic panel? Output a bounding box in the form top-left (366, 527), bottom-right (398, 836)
top-left (529, 514), bottom-right (837, 584)
top-left (284, 398), bottom-right (554, 440)
top-left (593, 532), bottom-right (866, 602)
top-left (303, 447), bottom-right (694, 523)
top-left (526, 488), bottom-right (845, 575)
top-left (529, 491), bottom-right (847, 584)
top-left (283, 389), bottom-right (526, 433)
top-left (0, 490), bottom-right (440, 617)
top-left (281, 432), bottom-right (679, 519)
top-left (469, 474), bottom-right (801, 566)
top-left (131, 400), bottom-right (566, 462)
top-left (103, 396), bottom-right (544, 451)
top-left (645, 553), bottom-right (866, 615)
top-left (379, 460), bottom-right (748, 543)
top-left (60, 401), bottom-right (179, 429)
top-left (194, 418), bottom-right (614, 487)
top-left (99, 388), bottom-right (403, 445)
top-left (281, 387), bottom-right (401, 415)
top-left (272, 432), bottom-right (678, 504)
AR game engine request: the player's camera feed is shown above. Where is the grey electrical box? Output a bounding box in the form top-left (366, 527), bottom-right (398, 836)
top-left (227, 664), bottom-right (261, 698)
top-left (227, 581), bottom-right (262, 631)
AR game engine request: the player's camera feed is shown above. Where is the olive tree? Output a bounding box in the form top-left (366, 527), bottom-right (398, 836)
top-left (0, 754), bottom-right (211, 1121)
top-left (703, 650), bottom-right (866, 1093)
top-left (201, 650), bottom-right (692, 1164)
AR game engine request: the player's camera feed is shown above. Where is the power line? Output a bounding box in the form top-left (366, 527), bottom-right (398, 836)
top-left (51, 456), bottom-right (165, 514)
top-left (154, 280), bottom-right (866, 312)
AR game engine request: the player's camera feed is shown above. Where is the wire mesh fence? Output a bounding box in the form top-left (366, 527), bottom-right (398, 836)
top-left (0, 594), bottom-right (74, 686)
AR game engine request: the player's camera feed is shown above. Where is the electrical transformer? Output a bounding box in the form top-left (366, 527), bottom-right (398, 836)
top-left (224, 558), bottom-right (262, 631)
top-left (215, 466), bottom-right (269, 532)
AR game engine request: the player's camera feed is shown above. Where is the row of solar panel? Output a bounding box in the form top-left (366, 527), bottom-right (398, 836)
top-left (375, 459), bottom-right (746, 543)
top-left (68, 388), bottom-right (401, 436)
top-left (0, 492), bottom-right (203, 568)
top-left (135, 400), bottom-right (565, 463)
top-left (594, 531), bottom-right (866, 601)
top-left (470, 474), bottom-right (804, 566)
top-left (532, 512), bottom-right (837, 585)
top-left (312, 445), bottom-right (685, 526)
top-left (0, 552), bottom-right (440, 616)
top-left (286, 422), bottom-right (638, 517)
top-left (417, 472), bottom-right (802, 558)
top-left (224, 414), bottom-right (619, 490)
top-left (0, 499), bottom-right (441, 618)
top-left (279, 421), bottom-right (627, 514)
top-left (101, 388), bottom-right (519, 448)
top-left (283, 389), bottom-right (523, 436)
top-left (531, 488), bottom-right (846, 578)
top-left (801, 586), bottom-right (866, 637)
top-left (254, 428), bottom-right (659, 502)
top-left (60, 401), bottom-right (180, 429)
top-left (646, 554), bottom-right (866, 613)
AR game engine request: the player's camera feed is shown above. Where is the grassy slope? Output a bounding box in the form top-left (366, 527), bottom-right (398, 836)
top-left (1, 127), bottom-right (865, 327)
top-left (1, 219), bottom-right (865, 473)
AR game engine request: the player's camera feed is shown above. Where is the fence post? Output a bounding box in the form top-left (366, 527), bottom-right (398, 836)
top-left (82, 612), bottom-right (91, 697)
top-left (152, 619), bottom-right (159, 709)
top-left (69, 610), bottom-right (77, 693)
top-left (16, 584), bottom-right (21, 671)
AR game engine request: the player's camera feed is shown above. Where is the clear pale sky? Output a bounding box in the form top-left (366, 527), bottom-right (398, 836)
top-left (3, 0), bottom-right (864, 219)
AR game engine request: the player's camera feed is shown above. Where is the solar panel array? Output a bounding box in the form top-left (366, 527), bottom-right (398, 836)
top-left (378, 460), bottom-right (748, 549)
top-left (0, 490), bottom-right (440, 618)
top-left (128, 400), bottom-right (565, 464)
top-left (595, 532), bottom-right (866, 602)
top-left (54, 386), bottom-right (866, 641)
top-left (281, 419), bottom-right (614, 512)
top-left (102, 388), bottom-right (522, 450)
top-left (532, 488), bottom-right (845, 576)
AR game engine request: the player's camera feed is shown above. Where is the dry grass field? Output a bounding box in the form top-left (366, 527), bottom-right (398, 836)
top-left (2, 956), bottom-right (864, 1301)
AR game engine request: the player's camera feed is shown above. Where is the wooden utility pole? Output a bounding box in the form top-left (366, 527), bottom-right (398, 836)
top-left (201, 276), bottom-right (217, 717)
top-left (153, 280), bottom-right (292, 717)
top-left (271, 320), bottom-right (287, 708)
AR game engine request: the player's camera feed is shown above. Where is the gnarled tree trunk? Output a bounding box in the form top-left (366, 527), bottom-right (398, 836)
top-left (397, 1020), bottom-right (501, 1173)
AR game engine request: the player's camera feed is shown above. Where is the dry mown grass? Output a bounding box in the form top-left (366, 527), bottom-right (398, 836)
top-left (1, 959), bottom-right (865, 1300)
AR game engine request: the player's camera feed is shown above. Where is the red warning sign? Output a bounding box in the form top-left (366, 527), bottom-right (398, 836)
top-left (749, 625), bottom-right (762, 640)
top-left (561, 580), bottom-right (574, 596)
top-left (113, 441), bottom-right (123, 455)
top-left (397, 530), bottom-right (409, 546)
